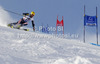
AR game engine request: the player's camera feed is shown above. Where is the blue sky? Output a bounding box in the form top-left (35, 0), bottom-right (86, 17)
top-left (0, 0), bottom-right (100, 35)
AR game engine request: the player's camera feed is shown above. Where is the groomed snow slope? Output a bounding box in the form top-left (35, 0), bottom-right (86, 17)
top-left (0, 26), bottom-right (100, 64)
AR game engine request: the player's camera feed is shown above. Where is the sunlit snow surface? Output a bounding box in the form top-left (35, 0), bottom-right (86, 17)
top-left (0, 26), bottom-right (100, 64)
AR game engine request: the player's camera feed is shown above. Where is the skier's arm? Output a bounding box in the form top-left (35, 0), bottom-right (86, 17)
top-left (32, 20), bottom-right (35, 31)
top-left (17, 19), bottom-right (22, 24)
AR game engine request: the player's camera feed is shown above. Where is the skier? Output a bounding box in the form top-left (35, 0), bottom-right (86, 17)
top-left (8, 11), bottom-right (35, 31)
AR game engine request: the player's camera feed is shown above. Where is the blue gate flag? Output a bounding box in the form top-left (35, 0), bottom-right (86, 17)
top-left (84, 15), bottom-right (97, 26)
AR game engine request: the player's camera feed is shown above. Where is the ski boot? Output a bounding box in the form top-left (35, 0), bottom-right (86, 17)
top-left (23, 29), bottom-right (29, 31)
top-left (7, 24), bottom-right (13, 28)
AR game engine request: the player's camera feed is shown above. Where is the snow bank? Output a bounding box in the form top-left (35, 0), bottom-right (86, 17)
top-left (52, 58), bottom-right (68, 64)
top-left (73, 56), bottom-right (92, 64)
top-left (52, 56), bottom-right (92, 64)
top-left (0, 6), bottom-right (14, 27)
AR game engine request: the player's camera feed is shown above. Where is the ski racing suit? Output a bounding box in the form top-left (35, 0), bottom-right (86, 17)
top-left (17, 15), bottom-right (35, 27)
top-left (8, 15), bottom-right (35, 31)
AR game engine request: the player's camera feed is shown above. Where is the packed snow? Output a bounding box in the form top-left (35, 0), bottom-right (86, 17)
top-left (0, 6), bottom-right (100, 64)
top-left (0, 26), bottom-right (100, 64)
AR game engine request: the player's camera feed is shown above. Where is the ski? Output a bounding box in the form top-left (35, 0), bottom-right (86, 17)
top-left (20, 29), bottom-right (29, 31)
top-left (7, 24), bottom-right (29, 31)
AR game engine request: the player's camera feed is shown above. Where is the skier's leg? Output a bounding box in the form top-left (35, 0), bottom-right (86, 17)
top-left (8, 22), bottom-right (17, 28)
top-left (15, 23), bottom-right (27, 29)
top-left (21, 24), bottom-right (28, 26)
top-left (15, 24), bottom-right (22, 29)
top-left (20, 24), bottom-right (29, 31)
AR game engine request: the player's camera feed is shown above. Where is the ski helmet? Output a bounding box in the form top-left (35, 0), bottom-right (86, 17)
top-left (31, 11), bottom-right (35, 15)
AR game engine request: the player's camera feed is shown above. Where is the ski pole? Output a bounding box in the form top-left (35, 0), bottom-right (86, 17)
top-left (4, 9), bottom-right (23, 16)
